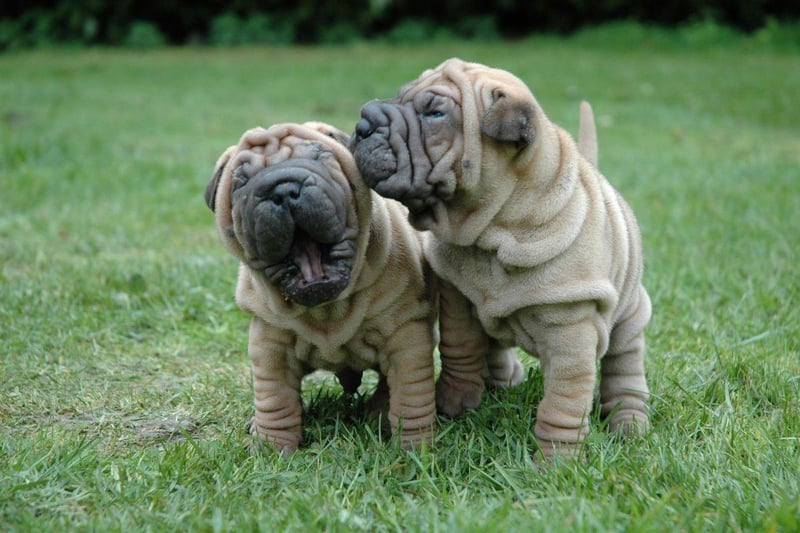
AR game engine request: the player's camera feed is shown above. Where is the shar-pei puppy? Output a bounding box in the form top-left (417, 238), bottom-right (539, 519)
top-left (350, 58), bottom-right (651, 460)
top-left (205, 122), bottom-right (437, 454)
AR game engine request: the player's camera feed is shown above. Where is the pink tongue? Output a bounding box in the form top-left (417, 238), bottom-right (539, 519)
top-left (297, 241), bottom-right (325, 283)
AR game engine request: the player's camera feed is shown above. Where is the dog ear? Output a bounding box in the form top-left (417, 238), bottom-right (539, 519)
top-left (205, 146), bottom-right (236, 212)
top-left (325, 128), bottom-right (351, 146)
top-left (304, 121), bottom-right (351, 146)
top-left (480, 91), bottom-right (535, 145)
top-left (315, 126), bottom-right (350, 147)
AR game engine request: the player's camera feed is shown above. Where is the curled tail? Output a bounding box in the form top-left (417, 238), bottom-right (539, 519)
top-left (578, 100), bottom-right (598, 168)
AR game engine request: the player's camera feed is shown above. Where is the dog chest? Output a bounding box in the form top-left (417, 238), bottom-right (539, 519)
top-left (288, 333), bottom-right (380, 372)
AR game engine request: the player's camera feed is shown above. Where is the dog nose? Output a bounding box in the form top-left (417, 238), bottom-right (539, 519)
top-left (355, 118), bottom-right (374, 139)
top-left (356, 100), bottom-right (390, 140)
top-left (267, 181), bottom-right (301, 205)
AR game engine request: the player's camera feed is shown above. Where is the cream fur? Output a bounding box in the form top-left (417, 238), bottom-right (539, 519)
top-left (208, 122), bottom-right (437, 453)
top-left (364, 58), bottom-right (651, 460)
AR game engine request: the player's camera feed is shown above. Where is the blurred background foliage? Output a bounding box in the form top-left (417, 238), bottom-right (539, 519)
top-left (0, 0), bottom-right (798, 50)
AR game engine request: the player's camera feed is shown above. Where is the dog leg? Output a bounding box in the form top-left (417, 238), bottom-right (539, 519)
top-left (247, 316), bottom-right (303, 455)
top-left (383, 320), bottom-right (437, 449)
top-left (527, 304), bottom-right (598, 461)
top-left (364, 373), bottom-right (391, 433)
top-left (336, 367), bottom-right (363, 394)
top-left (435, 280), bottom-right (490, 417)
top-left (600, 288), bottom-right (651, 434)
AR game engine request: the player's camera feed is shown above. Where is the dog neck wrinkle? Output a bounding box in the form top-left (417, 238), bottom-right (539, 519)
top-left (473, 127), bottom-right (586, 268)
top-left (349, 197), bottom-right (390, 294)
top-left (510, 126), bottom-right (578, 227)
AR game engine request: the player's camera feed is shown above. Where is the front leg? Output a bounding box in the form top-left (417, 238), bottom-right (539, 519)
top-left (527, 304), bottom-right (599, 461)
top-left (383, 320), bottom-right (437, 449)
top-left (247, 316), bottom-right (303, 455)
top-left (435, 280), bottom-right (491, 417)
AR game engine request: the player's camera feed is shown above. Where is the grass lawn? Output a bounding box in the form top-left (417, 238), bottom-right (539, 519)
top-left (2, 25), bottom-right (799, 531)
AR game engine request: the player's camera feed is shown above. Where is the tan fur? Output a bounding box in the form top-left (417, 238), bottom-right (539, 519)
top-left (208, 122), bottom-right (437, 453)
top-left (359, 58), bottom-right (650, 460)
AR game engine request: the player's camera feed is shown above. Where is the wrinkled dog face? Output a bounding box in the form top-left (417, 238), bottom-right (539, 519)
top-left (351, 83), bottom-right (463, 222)
top-left (233, 142), bottom-right (355, 306)
top-left (351, 58), bottom-right (536, 230)
top-left (208, 133), bottom-right (359, 307)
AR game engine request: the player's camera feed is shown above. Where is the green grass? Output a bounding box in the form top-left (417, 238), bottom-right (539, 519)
top-left (2, 27), bottom-right (799, 531)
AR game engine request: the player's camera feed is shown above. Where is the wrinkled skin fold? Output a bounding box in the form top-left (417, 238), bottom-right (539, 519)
top-left (230, 156), bottom-right (353, 307)
top-left (207, 126), bottom-right (360, 307)
top-left (351, 58), bottom-right (651, 462)
top-left (206, 122), bottom-right (437, 454)
top-left (351, 85), bottom-right (463, 229)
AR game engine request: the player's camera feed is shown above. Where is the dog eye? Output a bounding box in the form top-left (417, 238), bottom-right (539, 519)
top-left (421, 109), bottom-right (445, 119)
top-left (232, 176), bottom-right (247, 191)
top-left (232, 167), bottom-right (249, 190)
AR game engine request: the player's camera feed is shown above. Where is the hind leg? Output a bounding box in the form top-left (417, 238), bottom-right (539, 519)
top-left (481, 341), bottom-right (525, 390)
top-left (600, 290), bottom-right (651, 434)
top-left (336, 367), bottom-right (363, 394)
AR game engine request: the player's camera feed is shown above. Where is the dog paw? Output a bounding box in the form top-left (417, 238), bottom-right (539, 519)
top-left (246, 416), bottom-right (301, 455)
top-left (398, 427), bottom-right (435, 451)
top-left (435, 374), bottom-right (483, 417)
top-left (533, 438), bottom-right (586, 466)
top-left (608, 409), bottom-right (650, 436)
top-left (482, 350), bottom-right (525, 389)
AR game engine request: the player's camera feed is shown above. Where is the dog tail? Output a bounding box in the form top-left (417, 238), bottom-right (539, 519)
top-left (578, 100), bottom-right (598, 168)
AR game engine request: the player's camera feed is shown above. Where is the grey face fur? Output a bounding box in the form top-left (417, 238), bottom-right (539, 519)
top-left (209, 141), bottom-right (357, 307)
top-left (350, 92), bottom-right (462, 226)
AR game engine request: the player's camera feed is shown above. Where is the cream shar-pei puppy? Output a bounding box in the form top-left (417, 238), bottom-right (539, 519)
top-left (351, 58), bottom-right (651, 459)
top-left (205, 122), bottom-right (437, 453)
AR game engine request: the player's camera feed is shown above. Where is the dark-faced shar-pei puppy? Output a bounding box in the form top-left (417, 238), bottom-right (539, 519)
top-left (205, 122), bottom-right (437, 454)
top-left (351, 58), bottom-right (651, 461)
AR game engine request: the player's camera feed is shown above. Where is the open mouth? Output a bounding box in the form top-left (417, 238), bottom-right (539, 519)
top-left (231, 150), bottom-right (357, 307)
top-left (276, 230), bottom-right (353, 307)
top-left (292, 233), bottom-right (328, 285)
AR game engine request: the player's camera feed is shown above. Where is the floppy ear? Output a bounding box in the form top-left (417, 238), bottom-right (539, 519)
top-left (205, 146), bottom-right (236, 212)
top-left (325, 128), bottom-right (351, 146)
top-left (480, 91), bottom-right (535, 145)
top-left (303, 121), bottom-right (351, 146)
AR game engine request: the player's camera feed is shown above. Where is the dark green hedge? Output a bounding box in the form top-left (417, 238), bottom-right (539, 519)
top-left (1, 0), bottom-right (798, 49)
